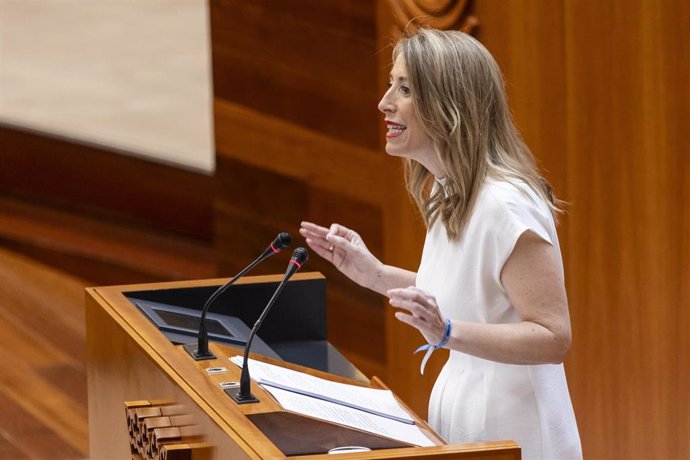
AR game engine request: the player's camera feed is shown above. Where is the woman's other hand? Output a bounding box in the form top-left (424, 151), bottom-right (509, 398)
top-left (388, 286), bottom-right (447, 346)
top-left (299, 221), bottom-right (382, 289)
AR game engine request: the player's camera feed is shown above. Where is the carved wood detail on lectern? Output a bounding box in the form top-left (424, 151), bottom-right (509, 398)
top-left (125, 400), bottom-right (203, 460)
top-left (386, 0), bottom-right (478, 33)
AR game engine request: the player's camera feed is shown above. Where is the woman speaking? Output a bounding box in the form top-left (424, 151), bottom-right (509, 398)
top-left (300, 28), bottom-right (582, 460)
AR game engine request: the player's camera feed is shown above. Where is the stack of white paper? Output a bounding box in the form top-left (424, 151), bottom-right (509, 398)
top-left (229, 356), bottom-right (435, 447)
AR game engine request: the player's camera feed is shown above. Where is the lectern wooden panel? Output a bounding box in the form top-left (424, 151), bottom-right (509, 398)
top-left (86, 274), bottom-right (520, 459)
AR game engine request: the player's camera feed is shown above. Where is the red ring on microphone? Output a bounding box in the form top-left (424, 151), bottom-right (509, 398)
top-left (270, 243), bottom-right (280, 254)
top-left (289, 260), bottom-right (302, 269)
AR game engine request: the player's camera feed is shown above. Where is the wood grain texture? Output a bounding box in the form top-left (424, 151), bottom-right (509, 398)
top-left (2, 1), bottom-right (684, 458)
top-left (210, 0), bottom-right (379, 150)
top-left (472, 1), bottom-right (568, 201)
top-left (214, 155), bottom-right (387, 379)
top-left (386, 0), bottom-right (477, 31)
top-left (0, 248), bottom-right (88, 458)
top-left (214, 101), bottom-right (386, 207)
top-left (210, 1), bottom-right (390, 385)
top-left (561, 1), bottom-right (690, 458)
top-left (0, 124), bottom-right (214, 240)
top-left (378, 0), bottom-right (690, 458)
top-left (0, 195), bottom-right (218, 285)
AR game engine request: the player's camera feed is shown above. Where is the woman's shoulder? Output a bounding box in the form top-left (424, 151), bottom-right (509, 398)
top-left (472, 177), bottom-right (555, 244)
top-left (480, 177), bottom-right (549, 214)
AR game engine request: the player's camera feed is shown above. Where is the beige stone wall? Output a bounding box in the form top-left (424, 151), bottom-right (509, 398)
top-left (0, 0), bottom-right (214, 172)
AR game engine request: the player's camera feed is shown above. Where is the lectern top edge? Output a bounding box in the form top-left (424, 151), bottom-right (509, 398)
top-left (89, 271), bottom-right (325, 293)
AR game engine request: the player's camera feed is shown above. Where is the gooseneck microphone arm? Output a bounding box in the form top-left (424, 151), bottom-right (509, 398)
top-left (228, 247), bottom-right (309, 404)
top-left (184, 232), bottom-right (292, 361)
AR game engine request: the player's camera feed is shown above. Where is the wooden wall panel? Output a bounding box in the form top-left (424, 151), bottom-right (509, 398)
top-left (667, 3), bottom-right (690, 454)
top-left (0, 196), bottom-right (217, 285)
top-left (214, 157), bottom-right (310, 275)
top-left (214, 101), bottom-right (385, 206)
top-left (210, 1), bottom-right (688, 457)
top-left (377, 0), bottom-right (689, 458)
top-left (472, 1), bottom-right (568, 200)
top-left (210, 0), bottom-right (387, 379)
top-left (214, 155), bottom-right (386, 378)
top-left (561, 1), bottom-right (690, 458)
top-left (0, 125), bottom-right (218, 285)
top-left (0, 125), bottom-right (214, 240)
top-left (210, 0), bottom-right (379, 150)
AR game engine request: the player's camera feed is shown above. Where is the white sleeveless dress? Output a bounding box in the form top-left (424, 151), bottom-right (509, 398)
top-left (417, 178), bottom-right (582, 460)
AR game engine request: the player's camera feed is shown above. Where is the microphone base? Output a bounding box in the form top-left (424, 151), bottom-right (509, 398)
top-left (225, 387), bottom-right (259, 404)
top-left (183, 342), bottom-right (216, 361)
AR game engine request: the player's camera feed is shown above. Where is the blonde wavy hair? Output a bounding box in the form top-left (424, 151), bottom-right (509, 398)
top-left (395, 28), bottom-right (562, 240)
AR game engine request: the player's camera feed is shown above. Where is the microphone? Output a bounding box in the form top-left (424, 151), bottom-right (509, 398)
top-left (183, 232), bottom-right (292, 361)
top-left (227, 247), bottom-right (309, 404)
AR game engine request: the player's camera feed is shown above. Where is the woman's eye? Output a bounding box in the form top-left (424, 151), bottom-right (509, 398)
top-left (400, 86), bottom-right (411, 96)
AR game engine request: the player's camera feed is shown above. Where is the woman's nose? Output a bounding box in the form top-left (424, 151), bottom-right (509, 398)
top-left (378, 92), bottom-right (394, 114)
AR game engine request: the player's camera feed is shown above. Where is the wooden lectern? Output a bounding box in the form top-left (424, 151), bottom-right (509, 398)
top-left (86, 273), bottom-right (520, 459)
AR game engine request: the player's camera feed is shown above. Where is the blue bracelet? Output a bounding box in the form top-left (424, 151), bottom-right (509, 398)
top-left (436, 318), bottom-right (452, 348)
top-left (414, 319), bottom-right (452, 375)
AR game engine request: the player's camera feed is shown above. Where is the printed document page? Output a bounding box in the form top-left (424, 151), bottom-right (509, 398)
top-left (266, 386), bottom-right (436, 447)
top-left (230, 356), bottom-right (413, 423)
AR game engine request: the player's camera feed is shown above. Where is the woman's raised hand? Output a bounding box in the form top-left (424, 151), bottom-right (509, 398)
top-left (299, 221), bottom-right (381, 289)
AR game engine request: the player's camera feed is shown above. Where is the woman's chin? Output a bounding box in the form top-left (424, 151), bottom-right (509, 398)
top-left (384, 144), bottom-right (406, 158)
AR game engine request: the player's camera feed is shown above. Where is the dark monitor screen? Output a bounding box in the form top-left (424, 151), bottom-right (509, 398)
top-left (131, 299), bottom-right (281, 359)
top-left (124, 277), bottom-right (327, 343)
top-left (155, 309), bottom-right (232, 337)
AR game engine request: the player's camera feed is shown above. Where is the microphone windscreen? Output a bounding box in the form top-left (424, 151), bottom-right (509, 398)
top-left (291, 247), bottom-right (309, 265)
top-left (274, 232), bottom-right (292, 250)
